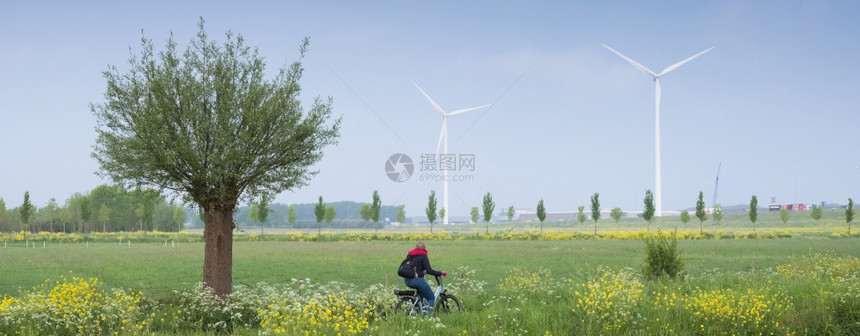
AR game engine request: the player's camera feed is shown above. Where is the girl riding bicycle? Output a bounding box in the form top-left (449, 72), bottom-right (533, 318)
top-left (403, 241), bottom-right (447, 312)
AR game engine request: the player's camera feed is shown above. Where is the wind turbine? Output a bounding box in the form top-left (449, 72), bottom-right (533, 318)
top-left (603, 44), bottom-right (713, 217)
top-left (413, 82), bottom-right (491, 225)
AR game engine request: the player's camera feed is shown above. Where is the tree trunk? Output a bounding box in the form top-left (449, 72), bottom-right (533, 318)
top-left (203, 208), bottom-right (234, 297)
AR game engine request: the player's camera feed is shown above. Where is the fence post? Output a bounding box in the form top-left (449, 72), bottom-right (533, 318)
top-left (461, 272), bottom-right (466, 295)
top-left (385, 275), bottom-right (390, 291)
top-left (751, 260), bottom-right (756, 274)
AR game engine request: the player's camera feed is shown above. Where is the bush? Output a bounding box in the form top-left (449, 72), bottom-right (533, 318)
top-left (0, 276), bottom-right (151, 336)
top-left (642, 230), bottom-right (684, 280)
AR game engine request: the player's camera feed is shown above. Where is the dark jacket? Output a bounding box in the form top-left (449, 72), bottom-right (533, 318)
top-left (407, 248), bottom-right (442, 278)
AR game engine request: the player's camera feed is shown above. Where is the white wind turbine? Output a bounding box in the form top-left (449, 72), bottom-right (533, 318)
top-left (603, 44), bottom-right (713, 217)
top-left (414, 82), bottom-right (491, 225)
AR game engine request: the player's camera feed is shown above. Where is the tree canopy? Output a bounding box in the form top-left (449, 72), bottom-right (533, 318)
top-left (482, 192), bottom-right (495, 234)
top-left (426, 191), bottom-right (437, 233)
top-left (695, 191), bottom-right (708, 233)
top-left (590, 193), bottom-right (600, 235)
top-left (536, 199), bottom-right (546, 232)
top-left (749, 195), bottom-right (759, 233)
top-left (90, 19), bottom-right (340, 296)
top-left (643, 189), bottom-right (655, 230)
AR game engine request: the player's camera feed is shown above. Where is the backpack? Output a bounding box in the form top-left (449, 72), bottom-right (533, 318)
top-left (397, 255), bottom-right (418, 278)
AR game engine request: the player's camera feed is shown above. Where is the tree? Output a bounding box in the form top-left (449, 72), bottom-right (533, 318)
top-left (314, 196), bottom-right (325, 235)
top-left (135, 203), bottom-right (146, 231)
top-left (749, 195), bottom-right (758, 233)
top-left (847, 198), bottom-right (855, 235)
top-left (470, 207), bottom-right (479, 224)
top-left (506, 205), bottom-right (515, 222)
top-left (695, 191), bottom-right (708, 234)
top-left (20, 191), bottom-right (35, 232)
top-left (396, 205), bottom-right (406, 224)
top-left (359, 204), bottom-right (371, 222)
top-left (91, 21), bottom-right (341, 296)
top-left (590, 193), bottom-right (601, 235)
top-left (536, 199), bottom-right (546, 233)
top-left (426, 191), bottom-right (437, 234)
top-left (79, 195), bottom-right (93, 233)
top-left (324, 205), bottom-right (336, 230)
top-left (482, 192), bottom-right (495, 234)
top-left (130, 188), bottom-right (158, 231)
top-left (643, 189), bottom-right (655, 232)
top-left (712, 204), bottom-right (723, 224)
top-left (59, 208), bottom-right (71, 233)
top-left (438, 208), bottom-right (446, 224)
top-left (371, 190), bottom-right (381, 234)
top-left (680, 210), bottom-right (691, 225)
top-left (257, 196), bottom-right (271, 233)
top-left (40, 198), bottom-right (60, 233)
top-left (577, 206), bottom-right (587, 225)
top-left (0, 198), bottom-right (7, 232)
top-left (98, 204), bottom-right (111, 232)
top-left (779, 207), bottom-right (790, 224)
top-left (172, 206), bottom-right (186, 232)
top-left (810, 205), bottom-right (823, 221)
top-left (86, 184), bottom-right (135, 232)
top-left (610, 207), bottom-right (622, 224)
top-left (249, 195), bottom-right (271, 236)
top-left (287, 205), bottom-right (297, 228)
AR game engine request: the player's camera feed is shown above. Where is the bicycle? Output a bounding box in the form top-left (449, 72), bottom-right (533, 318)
top-left (393, 275), bottom-right (462, 316)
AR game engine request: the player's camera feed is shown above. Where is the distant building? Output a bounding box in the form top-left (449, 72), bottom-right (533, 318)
top-left (518, 210), bottom-right (641, 222)
top-left (768, 203), bottom-right (813, 211)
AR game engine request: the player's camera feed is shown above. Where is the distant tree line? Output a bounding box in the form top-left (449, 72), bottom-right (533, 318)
top-left (0, 184), bottom-right (186, 233)
top-left (228, 200), bottom-right (402, 231)
top-left (0, 188), bottom-right (408, 233)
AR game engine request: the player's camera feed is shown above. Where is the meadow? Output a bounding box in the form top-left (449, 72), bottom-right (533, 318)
top-left (1, 210), bottom-right (859, 335)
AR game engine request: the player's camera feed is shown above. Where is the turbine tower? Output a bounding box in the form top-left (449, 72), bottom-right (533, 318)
top-left (713, 162), bottom-right (721, 208)
top-left (603, 44), bottom-right (713, 217)
top-left (414, 82), bottom-right (491, 225)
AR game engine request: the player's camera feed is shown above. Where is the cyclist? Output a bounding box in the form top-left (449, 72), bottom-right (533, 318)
top-left (404, 241), bottom-right (447, 313)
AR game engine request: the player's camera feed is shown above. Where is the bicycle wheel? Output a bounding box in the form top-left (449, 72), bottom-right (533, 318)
top-left (435, 294), bottom-right (462, 314)
top-left (394, 297), bottom-right (419, 316)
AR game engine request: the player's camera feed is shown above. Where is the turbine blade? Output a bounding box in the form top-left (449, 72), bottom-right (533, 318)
top-left (449, 104), bottom-right (492, 116)
top-left (602, 44), bottom-right (657, 77)
top-left (413, 82), bottom-right (447, 115)
top-left (436, 118), bottom-right (446, 155)
top-left (659, 47), bottom-right (714, 76)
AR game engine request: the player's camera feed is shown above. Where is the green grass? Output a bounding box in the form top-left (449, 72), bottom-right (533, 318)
top-left (3, 215), bottom-right (859, 335)
top-left (2, 237), bottom-right (858, 299)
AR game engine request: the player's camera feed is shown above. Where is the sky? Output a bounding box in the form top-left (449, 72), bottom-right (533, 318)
top-left (1, 1), bottom-right (859, 219)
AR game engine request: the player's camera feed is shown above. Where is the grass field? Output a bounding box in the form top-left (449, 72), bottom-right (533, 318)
top-left (2, 210), bottom-right (859, 335)
top-left (3, 237), bottom-right (860, 298)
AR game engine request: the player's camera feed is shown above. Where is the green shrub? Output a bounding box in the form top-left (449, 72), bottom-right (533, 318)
top-left (642, 230), bottom-right (684, 280)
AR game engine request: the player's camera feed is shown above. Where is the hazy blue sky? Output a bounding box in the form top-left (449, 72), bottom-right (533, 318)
top-left (1, 1), bottom-right (858, 218)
